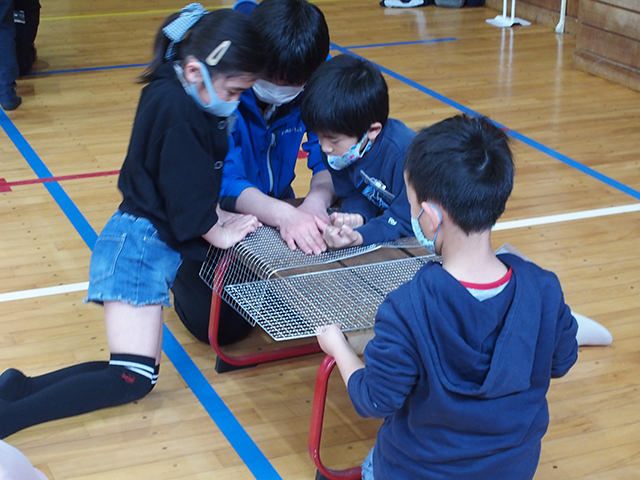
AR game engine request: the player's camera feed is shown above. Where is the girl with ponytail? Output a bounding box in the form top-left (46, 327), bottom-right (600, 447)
top-left (0, 4), bottom-right (265, 438)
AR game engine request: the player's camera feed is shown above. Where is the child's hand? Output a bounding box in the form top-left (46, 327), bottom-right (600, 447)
top-left (323, 224), bottom-right (364, 249)
top-left (204, 214), bottom-right (261, 249)
top-left (278, 208), bottom-right (327, 256)
top-left (316, 323), bottom-right (349, 357)
top-left (316, 323), bottom-right (364, 386)
top-left (330, 212), bottom-right (364, 229)
top-left (221, 214), bottom-right (262, 248)
top-left (216, 204), bottom-right (244, 225)
top-left (298, 200), bottom-right (332, 229)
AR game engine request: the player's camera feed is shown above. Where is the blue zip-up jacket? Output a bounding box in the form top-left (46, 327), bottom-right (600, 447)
top-left (219, 89), bottom-right (326, 212)
top-left (327, 119), bottom-right (415, 245)
top-left (348, 254), bottom-right (579, 480)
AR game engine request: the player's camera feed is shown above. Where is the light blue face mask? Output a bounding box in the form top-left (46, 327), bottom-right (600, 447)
top-left (187, 61), bottom-right (240, 118)
top-left (411, 203), bottom-right (442, 254)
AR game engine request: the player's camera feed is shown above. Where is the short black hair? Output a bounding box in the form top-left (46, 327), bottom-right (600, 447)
top-left (301, 54), bottom-right (389, 139)
top-left (404, 115), bottom-right (514, 233)
top-left (251, 0), bottom-right (329, 85)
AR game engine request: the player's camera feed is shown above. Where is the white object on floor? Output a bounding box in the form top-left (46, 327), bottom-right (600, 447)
top-left (555, 0), bottom-right (567, 33)
top-left (0, 440), bottom-right (49, 480)
top-left (487, 0), bottom-right (531, 27)
top-left (381, 0), bottom-right (426, 7)
top-left (494, 244), bottom-right (613, 347)
top-left (574, 312), bottom-right (613, 346)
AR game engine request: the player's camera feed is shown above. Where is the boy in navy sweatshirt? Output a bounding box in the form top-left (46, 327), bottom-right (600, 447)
top-left (317, 114), bottom-right (579, 480)
top-left (301, 54), bottom-right (415, 248)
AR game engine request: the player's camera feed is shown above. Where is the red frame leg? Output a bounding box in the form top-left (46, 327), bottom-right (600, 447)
top-left (207, 251), bottom-right (322, 369)
top-left (309, 355), bottom-right (362, 480)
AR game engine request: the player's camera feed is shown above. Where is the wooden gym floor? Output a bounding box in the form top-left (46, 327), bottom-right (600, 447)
top-left (1, 1), bottom-right (639, 478)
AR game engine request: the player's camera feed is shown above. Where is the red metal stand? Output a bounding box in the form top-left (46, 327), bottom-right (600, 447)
top-left (309, 355), bottom-right (362, 480)
top-left (208, 251), bottom-right (322, 372)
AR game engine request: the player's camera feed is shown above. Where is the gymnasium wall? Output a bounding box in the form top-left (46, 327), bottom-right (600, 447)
top-left (483, 0), bottom-right (640, 92)
top-left (573, 0), bottom-right (640, 93)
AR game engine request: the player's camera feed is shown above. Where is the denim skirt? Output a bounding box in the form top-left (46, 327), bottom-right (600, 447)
top-left (85, 211), bottom-right (183, 307)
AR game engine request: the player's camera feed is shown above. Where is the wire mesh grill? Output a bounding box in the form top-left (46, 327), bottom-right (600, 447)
top-left (224, 256), bottom-right (434, 340)
top-left (200, 225), bottom-right (423, 284)
top-left (198, 225), bottom-right (434, 334)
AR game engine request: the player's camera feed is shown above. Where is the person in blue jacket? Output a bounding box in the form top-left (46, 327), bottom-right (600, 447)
top-left (170, 0), bottom-right (334, 345)
top-left (317, 114), bottom-right (579, 480)
top-left (218, 0), bottom-right (334, 253)
top-left (301, 54), bottom-right (415, 248)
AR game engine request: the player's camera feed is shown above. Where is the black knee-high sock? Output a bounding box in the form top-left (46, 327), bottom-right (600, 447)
top-left (0, 362), bottom-right (107, 401)
top-left (0, 354), bottom-right (156, 439)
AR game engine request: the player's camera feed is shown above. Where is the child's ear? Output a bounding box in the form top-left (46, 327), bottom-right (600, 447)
top-left (420, 202), bottom-right (443, 234)
top-left (366, 122), bottom-right (383, 142)
top-left (183, 60), bottom-right (203, 84)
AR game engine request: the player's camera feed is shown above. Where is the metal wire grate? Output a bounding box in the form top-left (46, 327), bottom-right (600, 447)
top-left (200, 226), bottom-right (423, 283)
top-left (198, 225), bottom-right (434, 334)
top-left (225, 255), bottom-right (434, 340)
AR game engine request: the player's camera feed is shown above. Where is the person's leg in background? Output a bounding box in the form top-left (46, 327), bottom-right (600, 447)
top-left (171, 257), bottom-right (254, 346)
top-left (0, 0), bottom-right (21, 111)
top-left (14, 0), bottom-right (40, 76)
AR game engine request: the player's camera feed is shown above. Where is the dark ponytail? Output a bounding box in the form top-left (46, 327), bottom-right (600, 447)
top-left (138, 8), bottom-right (265, 84)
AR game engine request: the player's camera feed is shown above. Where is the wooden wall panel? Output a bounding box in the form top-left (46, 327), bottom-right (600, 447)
top-left (573, 0), bottom-right (640, 91)
top-left (576, 24), bottom-right (640, 70)
top-left (579, 0), bottom-right (640, 42)
top-left (595, 0), bottom-right (638, 10)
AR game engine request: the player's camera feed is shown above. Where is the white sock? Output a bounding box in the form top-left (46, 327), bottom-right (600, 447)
top-left (573, 311), bottom-right (613, 346)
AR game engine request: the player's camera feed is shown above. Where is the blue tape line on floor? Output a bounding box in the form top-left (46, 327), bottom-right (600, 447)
top-left (0, 107), bottom-right (281, 480)
top-left (330, 43), bottom-right (640, 202)
top-left (344, 38), bottom-right (457, 49)
top-left (163, 326), bottom-right (283, 480)
top-left (26, 63), bottom-right (149, 76)
top-left (1, 109), bottom-right (98, 249)
top-left (24, 39), bottom-right (454, 76)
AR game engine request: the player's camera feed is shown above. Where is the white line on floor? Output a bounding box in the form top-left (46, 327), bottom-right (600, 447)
top-left (0, 282), bottom-right (89, 303)
top-left (493, 203), bottom-right (640, 231)
top-left (2, 203), bottom-right (639, 303)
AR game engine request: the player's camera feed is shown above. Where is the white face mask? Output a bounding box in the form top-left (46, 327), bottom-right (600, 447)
top-left (252, 79), bottom-right (304, 106)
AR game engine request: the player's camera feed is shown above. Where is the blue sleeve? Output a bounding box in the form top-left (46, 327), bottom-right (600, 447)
top-left (551, 297), bottom-right (579, 378)
top-left (355, 151), bottom-right (413, 245)
top-left (347, 291), bottom-right (420, 419)
top-left (356, 188), bottom-right (412, 245)
top-left (303, 131), bottom-right (327, 175)
top-left (343, 193), bottom-right (379, 222)
top-left (327, 166), bottom-right (379, 221)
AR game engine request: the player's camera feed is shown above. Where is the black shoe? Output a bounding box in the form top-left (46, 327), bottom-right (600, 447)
top-left (1, 96), bottom-right (22, 111)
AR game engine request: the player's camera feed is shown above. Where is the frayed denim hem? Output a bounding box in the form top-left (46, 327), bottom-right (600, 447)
top-left (83, 295), bottom-right (173, 308)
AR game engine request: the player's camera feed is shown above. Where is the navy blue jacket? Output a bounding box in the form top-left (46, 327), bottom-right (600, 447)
top-left (327, 119), bottom-right (415, 245)
top-left (348, 254), bottom-right (579, 480)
